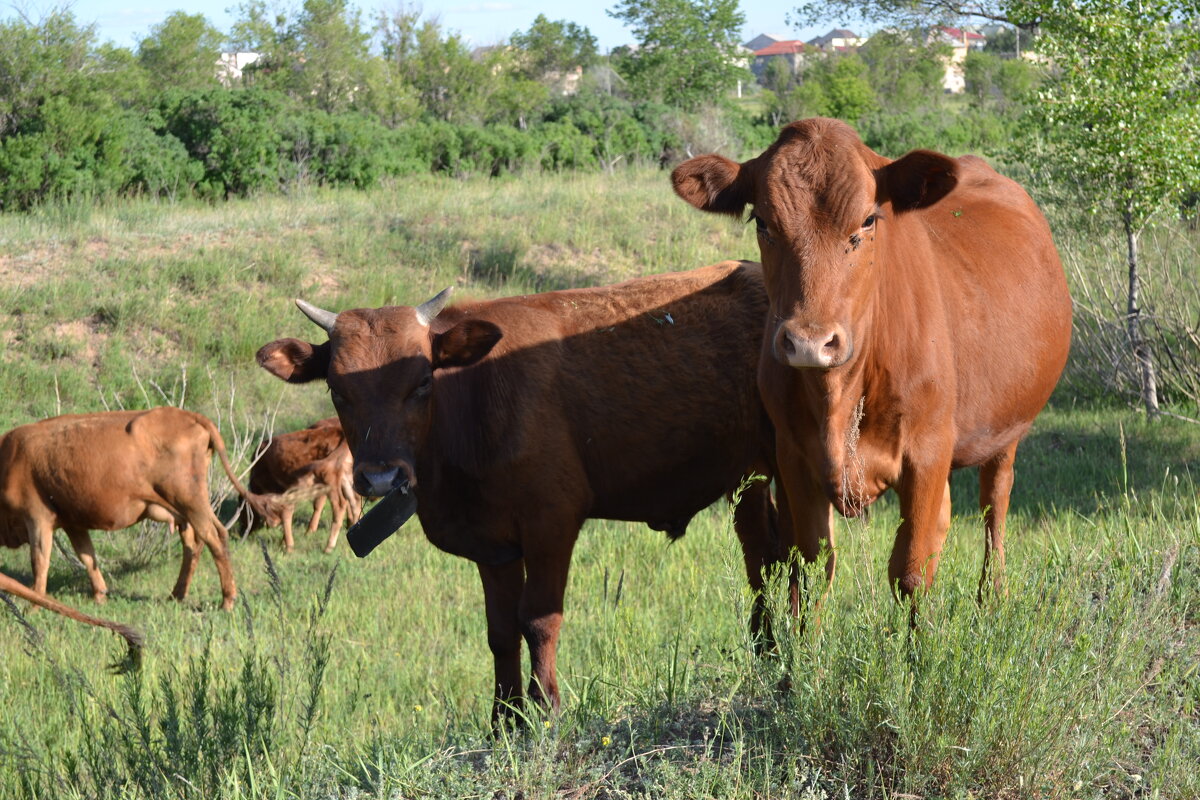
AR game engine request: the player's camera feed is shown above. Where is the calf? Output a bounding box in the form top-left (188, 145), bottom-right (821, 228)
top-left (245, 418), bottom-right (361, 553)
top-left (257, 261), bottom-right (780, 719)
top-left (0, 407), bottom-right (281, 610)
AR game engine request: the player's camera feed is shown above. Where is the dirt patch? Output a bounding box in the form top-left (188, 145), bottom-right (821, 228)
top-left (0, 245), bottom-right (68, 291)
top-left (51, 318), bottom-right (109, 367)
top-left (303, 269), bottom-right (343, 297)
top-left (523, 243), bottom-right (618, 285)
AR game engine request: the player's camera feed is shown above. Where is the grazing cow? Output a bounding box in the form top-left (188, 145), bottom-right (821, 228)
top-left (0, 407), bottom-right (281, 610)
top-left (245, 418), bottom-right (361, 553)
top-left (1, 571), bottom-right (143, 668)
top-left (672, 118), bottom-right (1072, 603)
top-left (257, 261), bottom-right (780, 719)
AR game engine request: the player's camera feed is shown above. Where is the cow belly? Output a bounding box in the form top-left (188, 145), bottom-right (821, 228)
top-left (588, 456), bottom-right (747, 526)
top-left (49, 494), bottom-right (153, 532)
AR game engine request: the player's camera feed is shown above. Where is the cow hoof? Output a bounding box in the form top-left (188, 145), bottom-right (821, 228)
top-left (93, 592), bottom-right (108, 604)
top-left (220, 597), bottom-right (236, 611)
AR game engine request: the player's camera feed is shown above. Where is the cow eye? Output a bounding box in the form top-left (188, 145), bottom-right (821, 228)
top-left (863, 214), bottom-right (876, 229)
top-left (748, 211), bottom-right (773, 243)
top-left (329, 389), bottom-right (345, 406)
top-left (412, 375), bottom-right (433, 398)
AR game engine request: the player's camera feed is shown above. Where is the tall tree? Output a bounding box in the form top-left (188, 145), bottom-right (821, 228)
top-left (375, 10), bottom-right (494, 123)
top-left (607, 0), bottom-right (750, 110)
top-left (285, 0), bottom-right (372, 113)
top-left (1016, 0), bottom-right (1200, 415)
top-left (510, 14), bottom-right (598, 82)
top-left (857, 30), bottom-right (948, 111)
top-left (138, 12), bottom-right (224, 92)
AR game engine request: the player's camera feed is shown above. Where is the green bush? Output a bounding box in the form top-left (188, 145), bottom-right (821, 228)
top-left (159, 87), bottom-right (292, 198)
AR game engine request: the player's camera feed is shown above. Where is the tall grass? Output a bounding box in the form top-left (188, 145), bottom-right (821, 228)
top-left (0, 171), bottom-right (1198, 797)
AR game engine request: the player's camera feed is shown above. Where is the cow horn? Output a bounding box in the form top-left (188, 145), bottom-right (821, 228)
top-left (295, 299), bottom-right (338, 333)
top-left (415, 287), bottom-right (453, 326)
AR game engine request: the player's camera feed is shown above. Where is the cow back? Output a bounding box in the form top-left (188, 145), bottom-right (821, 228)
top-left (425, 261), bottom-right (772, 525)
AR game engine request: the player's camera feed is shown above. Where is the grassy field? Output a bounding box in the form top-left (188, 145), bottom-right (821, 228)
top-left (0, 169), bottom-right (1197, 799)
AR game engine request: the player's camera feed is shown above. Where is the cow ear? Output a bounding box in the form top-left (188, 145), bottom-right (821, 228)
top-left (256, 339), bottom-right (330, 383)
top-left (880, 150), bottom-right (958, 212)
top-left (432, 320), bottom-right (502, 369)
top-left (671, 154), bottom-right (754, 217)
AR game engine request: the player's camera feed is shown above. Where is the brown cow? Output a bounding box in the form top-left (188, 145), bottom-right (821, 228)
top-left (0, 407), bottom-right (280, 610)
top-left (672, 118), bottom-right (1072, 604)
top-left (257, 261), bottom-right (780, 719)
top-left (245, 418), bottom-right (361, 553)
top-left (1, 571), bottom-right (143, 668)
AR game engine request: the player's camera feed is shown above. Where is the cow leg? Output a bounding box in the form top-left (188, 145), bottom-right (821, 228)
top-left (478, 560), bottom-right (525, 726)
top-left (324, 493), bottom-right (345, 553)
top-left (306, 495), bottom-right (327, 535)
top-left (179, 508), bottom-right (237, 611)
top-left (171, 523), bottom-right (203, 602)
top-left (978, 440), bottom-right (1018, 602)
top-left (776, 441), bottom-right (836, 618)
top-left (731, 478), bottom-right (782, 650)
top-left (890, 460), bottom-right (954, 604)
top-left (281, 504), bottom-right (296, 553)
top-left (520, 543), bottom-right (575, 714)
top-left (65, 528), bottom-right (108, 603)
top-left (26, 516), bottom-right (55, 599)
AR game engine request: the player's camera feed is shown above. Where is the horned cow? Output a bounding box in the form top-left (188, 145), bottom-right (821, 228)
top-left (257, 261), bottom-right (782, 720)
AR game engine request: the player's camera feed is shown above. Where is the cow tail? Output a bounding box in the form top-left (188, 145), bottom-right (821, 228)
top-left (199, 416), bottom-right (282, 527)
top-left (0, 573), bottom-right (144, 671)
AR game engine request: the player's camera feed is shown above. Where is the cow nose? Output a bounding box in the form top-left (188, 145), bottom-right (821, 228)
top-left (775, 323), bottom-right (852, 369)
top-left (354, 462), bottom-right (415, 498)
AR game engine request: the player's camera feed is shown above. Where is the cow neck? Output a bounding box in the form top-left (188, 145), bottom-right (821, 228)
top-left (793, 287), bottom-right (891, 516)
top-left (421, 355), bottom-right (518, 485)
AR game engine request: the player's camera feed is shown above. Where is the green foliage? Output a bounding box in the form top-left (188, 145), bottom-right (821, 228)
top-left (858, 30), bottom-right (948, 112)
top-left (510, 14), bottom-right (599, 81)
top-left (983, 24), bottom-right (1020, 53)
top-left (137, 12), bottom-right (225, 93)
top-left (283, 0), bottom-right (373, 114)
top-left (963, 50), bottom-right (1036, 112)
top-left (772, 54), bottom-right (878, 124)
top-left (607, 0), bottom-right (751, 110)
top-left (1017, 0), bottom-right (1200, 229)
top-left (159, 88), bottom-right (291, 198)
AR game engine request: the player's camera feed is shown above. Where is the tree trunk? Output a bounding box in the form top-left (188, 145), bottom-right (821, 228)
top-left (1124, 210), bottom-right (1160, 417)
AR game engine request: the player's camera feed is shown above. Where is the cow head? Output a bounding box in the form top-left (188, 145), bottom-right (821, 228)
top-left (256, 289), bottom-right (503, 499)
top-left (672, 117), bottom-right (958, 371)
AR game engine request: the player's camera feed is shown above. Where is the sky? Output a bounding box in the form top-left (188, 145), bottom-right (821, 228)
top-left (40, 0), bottom-right (842, 53)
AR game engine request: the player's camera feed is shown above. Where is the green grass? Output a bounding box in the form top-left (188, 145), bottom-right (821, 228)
top-left (0, 170), bottom-right (1198, 798)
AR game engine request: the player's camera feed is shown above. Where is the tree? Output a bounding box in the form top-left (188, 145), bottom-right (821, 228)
top-left (963, 49), bottom-right (1034, 112)
top-left (1017, 0), bottom-right (1200, 415)
top-left (510, 14), bottom-right (598, 84)
top-left (285, 0), bottom-right (373, 113)
top-left (857, 29), bottom-right (948, 111)
top-left (607, 0), bottom-right (750, 110)
top-left (375, 10), bottom-right (496, 124)
top-left (791, 0), bottom-right (1033, 30)
top-left (138, 12), bottom-right (224, 92)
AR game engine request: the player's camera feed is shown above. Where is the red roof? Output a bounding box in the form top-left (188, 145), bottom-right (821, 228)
top-left (939, 26), bottom-right (986, 41)
top-left (755, 40), bottom-right (806, 56)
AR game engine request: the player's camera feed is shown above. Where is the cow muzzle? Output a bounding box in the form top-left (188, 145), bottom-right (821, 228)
top-left (354, 461), bottom-right (416, 499)
top-left (774, 322), bottom-right (853, 369)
